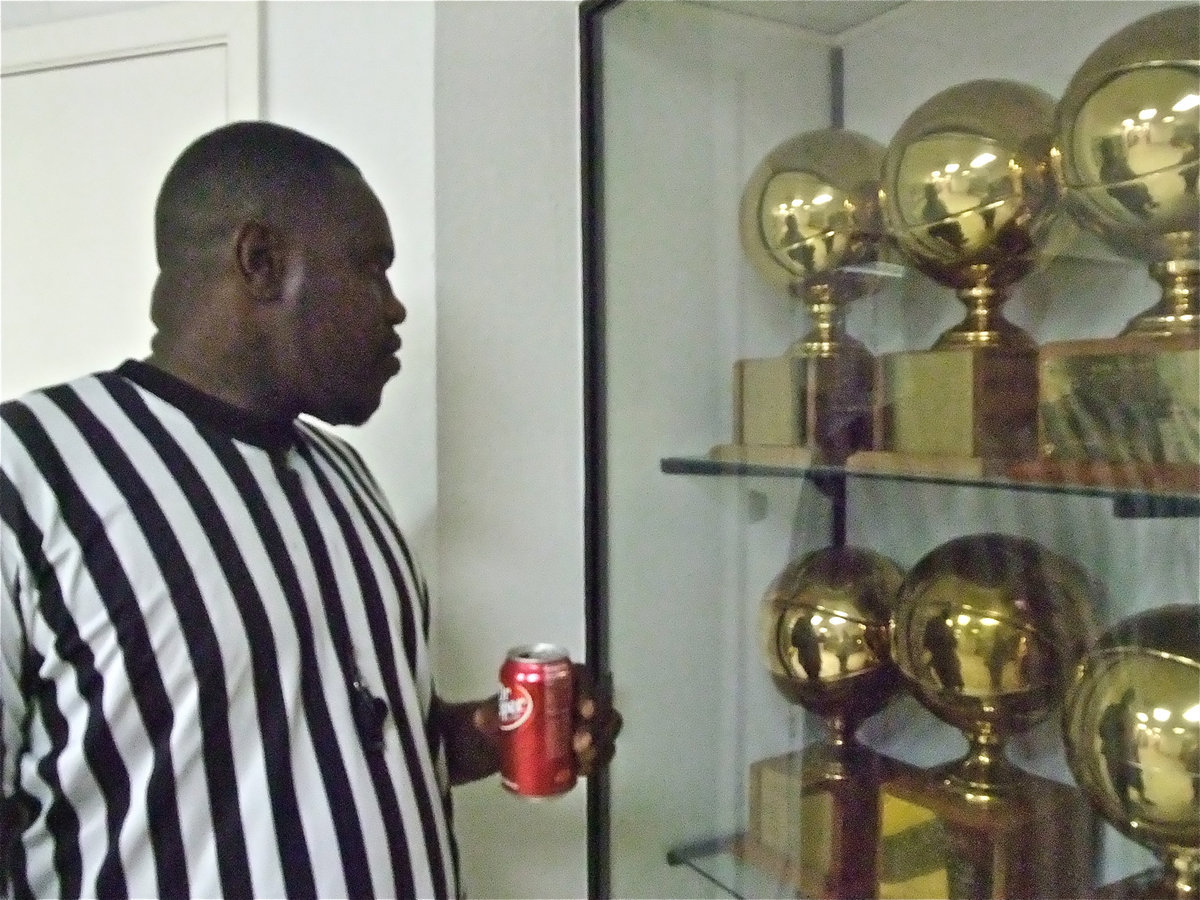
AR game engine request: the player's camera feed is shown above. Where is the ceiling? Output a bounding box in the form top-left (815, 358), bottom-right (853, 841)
top-left (699, 0), bottom-right (909, 37)
top-left (0, 1), bottom-right (910, 36)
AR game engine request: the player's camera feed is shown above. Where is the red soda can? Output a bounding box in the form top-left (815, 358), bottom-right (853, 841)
top-left (498, 644), bottom-right (577, 798)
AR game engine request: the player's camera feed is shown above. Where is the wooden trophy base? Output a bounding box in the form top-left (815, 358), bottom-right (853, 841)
top-left (738, 747), bottom-right (1097, 900)
top-left (731, 348), bottom-right (873, 464)
top-left (1038, 333), bottom-right (1199, 466)
top-left (873, 347), bottom-right (1038, 462)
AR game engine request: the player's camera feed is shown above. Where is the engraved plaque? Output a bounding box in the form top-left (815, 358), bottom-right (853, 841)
top-left (1039, 334), bottom-right (1199, 465)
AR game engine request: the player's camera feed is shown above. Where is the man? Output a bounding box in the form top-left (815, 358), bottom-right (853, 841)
top-left (1, 121), bottom-right (619, 899)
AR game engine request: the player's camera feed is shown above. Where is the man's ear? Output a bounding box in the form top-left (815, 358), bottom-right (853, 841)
top-left (234, 220), bottom-right (286, 301)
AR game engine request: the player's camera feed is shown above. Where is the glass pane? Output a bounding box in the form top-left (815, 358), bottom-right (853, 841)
top-left (597, 3), bottom-right (837, 896)
top-left (588, 1), bottom-right (1199, 897)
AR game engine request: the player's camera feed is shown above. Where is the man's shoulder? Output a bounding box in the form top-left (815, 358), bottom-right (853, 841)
top-left (1, 369), bottom-right (118, 425)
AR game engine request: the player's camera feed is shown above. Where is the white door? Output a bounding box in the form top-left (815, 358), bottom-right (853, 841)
top-left (1, 1), bottom-right (260, 399)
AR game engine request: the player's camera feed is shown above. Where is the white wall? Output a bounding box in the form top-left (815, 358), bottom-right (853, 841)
top-left (433, 3), bottom-right (589, 896)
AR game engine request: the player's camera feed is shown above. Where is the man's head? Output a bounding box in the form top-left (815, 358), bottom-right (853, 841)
top-left (150, 121), bottom-right (405, 426)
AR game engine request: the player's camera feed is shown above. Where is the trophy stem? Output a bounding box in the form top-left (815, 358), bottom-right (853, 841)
top-left (1121, 259), bottom-right (1199, 338)
top-left (935, 278), bottom-right (1035, 350)
top-left (825, 712), bottom-right (858, 752)
top-left (1168, 848), bottom-right (1199, 899)
top-left (798, 281), bottom-right (845, 359)
top-left (803, 714), bottom-right (870, 782)
top-left (945, 724), bottom-right (1016, 798)
top-left (789, 270), bottom-right (877, 359)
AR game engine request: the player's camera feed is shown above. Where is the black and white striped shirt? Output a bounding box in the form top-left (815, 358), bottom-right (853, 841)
top-left (1, 361), bottom-right (460, 899)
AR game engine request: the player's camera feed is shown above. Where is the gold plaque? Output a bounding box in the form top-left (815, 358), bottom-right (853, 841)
top-left (1039, 333), bottom-right (1199, 465)
top-left (740, 748), bottom-right (1096, 899)
top-left (732, 349), bottom-right (874, 461)
top-left (734, 356), bottom-right (806, 447)
top-left (875, 347), bottom-right (1038, 459)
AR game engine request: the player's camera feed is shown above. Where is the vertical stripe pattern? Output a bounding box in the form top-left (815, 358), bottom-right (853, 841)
top-left (0, 364), bottom-right (459, 899)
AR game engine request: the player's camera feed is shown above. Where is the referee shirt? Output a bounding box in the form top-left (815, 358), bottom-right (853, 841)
top-left (0, 360), bottom-right (460, 899)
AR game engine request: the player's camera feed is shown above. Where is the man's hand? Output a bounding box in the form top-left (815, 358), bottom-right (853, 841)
top-left (438, 663), bottom-right (621, 788)
top-left (570, 664), bottom-right (622, 778)
top-left (437, 696), bottom-right (501, 786)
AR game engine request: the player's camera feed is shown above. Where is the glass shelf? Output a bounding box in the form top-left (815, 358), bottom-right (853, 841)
top-left (667, 836), bottom-right (803, 900)
top-left (661, 453), bottom-right (1200, 518)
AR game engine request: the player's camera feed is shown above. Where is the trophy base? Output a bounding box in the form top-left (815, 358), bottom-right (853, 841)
top-left (1038, 334), bottom-right (1199, 465)
top-left (733, 349), bottom-right (873, 463)
top-left (742, 748), bottom-right (1096, 900)
top-left (875, 347), bottom-right (1038, 460)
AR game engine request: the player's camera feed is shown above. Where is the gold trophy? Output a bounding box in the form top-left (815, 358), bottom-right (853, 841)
top-left (1038, 6), bottom-right (1200, 474)
top-left (746, 545), bottom-right (908, 898)
top-left (865, 80), bottom-right (1069, 471)
top-left (885, 533), bottom-right (1102, 898)
top-left (1062, 604), bottom-right (1199, 899)
top-left (716, 129), bottom-right (886, 466)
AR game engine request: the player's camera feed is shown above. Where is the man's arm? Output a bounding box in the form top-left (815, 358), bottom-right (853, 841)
top-left (434, 696), bottom-right (501, 787)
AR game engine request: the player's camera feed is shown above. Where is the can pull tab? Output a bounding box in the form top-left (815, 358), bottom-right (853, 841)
top-left (352, 680), bottom-right (389, 753)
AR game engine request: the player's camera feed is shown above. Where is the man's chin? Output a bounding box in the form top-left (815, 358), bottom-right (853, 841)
top-left (312, 390), bottom-right (385, 428)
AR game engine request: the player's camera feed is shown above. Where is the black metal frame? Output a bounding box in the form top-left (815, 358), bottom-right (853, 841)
top-left (578, 2), bottom-right (618, 897)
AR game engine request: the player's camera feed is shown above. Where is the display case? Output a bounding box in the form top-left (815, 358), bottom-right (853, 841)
top-left (579, 2), bottom-right (1199, 898)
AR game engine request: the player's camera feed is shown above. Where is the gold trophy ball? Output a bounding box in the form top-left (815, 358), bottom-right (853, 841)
top-left (891, 533), bottom-right (1099, 794)
top-left (1054, 5), bottom-right (1200, 337)
top-left (741, 128), bottom-right (887, 292)
top-left (739, 129), bottom-right (887, 358)
top-left (760, 545), bottom-right (906, 748)
top-left (1062, 604), bottom-right (1199, 898)
top-left (881, 79), bottom-right (1068, 349)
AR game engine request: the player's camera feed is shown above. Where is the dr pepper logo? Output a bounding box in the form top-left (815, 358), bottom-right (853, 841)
top-left (498, 684), bottom-right (533, 731)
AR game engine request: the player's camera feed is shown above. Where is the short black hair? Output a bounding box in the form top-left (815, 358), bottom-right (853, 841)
top-left (153, 120), bottom-right (359, 270)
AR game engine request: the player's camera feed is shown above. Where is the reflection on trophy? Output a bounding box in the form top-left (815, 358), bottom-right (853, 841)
top-left (745, 546), bottom-right (905, 898)
top-left (1038, 6), bottom-right (1200, 472)
top-left (1054, 5), bottom-right (1200, 338)
top-left (1062, 605), bottom-right (1199, 899)
top-left (880, 533), bottom-right (1102, 899)
top-left (881, 80), bottom-right (1067, 351)
top-left (721, 129), bottom-right (886, 464)
top-left (891, 533), bottom-right (1100, 795)
top-left (759, 545), bottom-right (906, 770)
top-left (871, 80), bottom-right (1069, 464)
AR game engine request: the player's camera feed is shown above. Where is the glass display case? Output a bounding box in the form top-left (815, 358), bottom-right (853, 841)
top-left (579, 2), bottom-right (1199, 898)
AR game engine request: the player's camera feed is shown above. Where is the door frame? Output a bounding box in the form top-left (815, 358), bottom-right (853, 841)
top-left (2, 0), bottom-right (260, 119)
